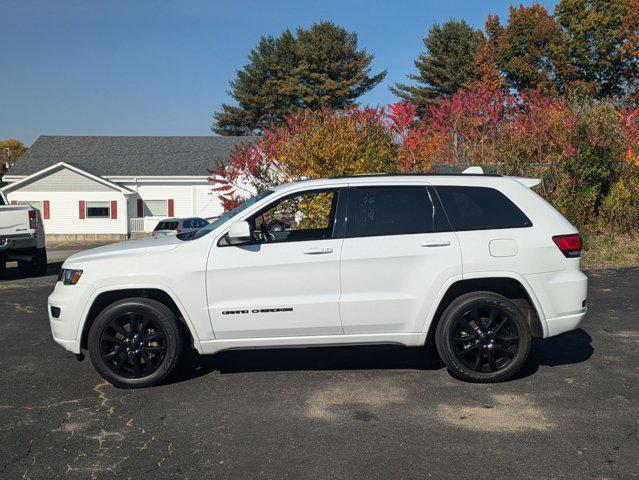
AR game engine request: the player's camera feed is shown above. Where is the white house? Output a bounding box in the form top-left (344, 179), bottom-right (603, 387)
top-left (1, 135), bottom-right (255, 240)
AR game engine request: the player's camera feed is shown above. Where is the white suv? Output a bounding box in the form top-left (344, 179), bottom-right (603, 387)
top-left (48, 172), bottom-right (588, 387)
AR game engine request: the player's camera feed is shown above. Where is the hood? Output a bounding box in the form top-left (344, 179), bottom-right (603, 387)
top-left (64, 235), bottom-right (183, 266)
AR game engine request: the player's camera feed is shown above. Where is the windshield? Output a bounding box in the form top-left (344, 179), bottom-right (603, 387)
top-left (190, 189), bottom-right (275, 240)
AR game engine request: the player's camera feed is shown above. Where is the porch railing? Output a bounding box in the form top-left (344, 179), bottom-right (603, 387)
top-left (129, 217), bottom-right (163, 233)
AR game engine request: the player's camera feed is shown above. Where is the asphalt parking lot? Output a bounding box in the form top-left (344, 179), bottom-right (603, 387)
top-left (0, 246), bottom-right (637, 479)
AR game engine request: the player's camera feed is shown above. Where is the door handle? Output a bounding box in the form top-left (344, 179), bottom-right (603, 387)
top-left (421, 240), bottom-right (451, 248)
top-left (303, 247), bottom-right (333, 255)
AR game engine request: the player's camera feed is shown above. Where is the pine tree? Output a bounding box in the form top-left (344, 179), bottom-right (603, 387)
top-left (390, 20), bottom-right (484, 114)
top-left (489, 4), bottom-right (564, 94)
top-left (212, 31), bottom-right (298, 136)
top-left (213, 22), bottom-right (386, 135)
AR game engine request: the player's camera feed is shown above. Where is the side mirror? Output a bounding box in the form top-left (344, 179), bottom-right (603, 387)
top-left (227, 221), bottom-right (251, 244)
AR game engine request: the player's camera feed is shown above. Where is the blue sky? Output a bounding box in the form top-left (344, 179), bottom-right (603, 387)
top-left (1, 0), bottom-right (557, 146)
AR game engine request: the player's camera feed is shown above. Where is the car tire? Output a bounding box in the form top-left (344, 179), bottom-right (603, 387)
top-left (34, 248), bottom-right (47, 276)
top-left (88, 298), bottom-right (183, 389)
top-left (435, 291), bottom-right (531, 383)
top-left (17, 248), bottom-right (47, 277)
top-left (269, 221), bottom-right (284, 233)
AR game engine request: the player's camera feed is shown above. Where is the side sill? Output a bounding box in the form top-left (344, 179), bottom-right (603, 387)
top-left (196, 333), bottom-right (427, 355)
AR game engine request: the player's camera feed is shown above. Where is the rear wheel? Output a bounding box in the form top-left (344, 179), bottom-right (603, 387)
top-left (269, 221), bottom-right (285, 233)
top-left (34, 248), bottom-right (47, 275)
top-left (17, 248), bottom-right (47, 277)
top-left (435, 292), bottom-right (531, 383)
top-left (88, 298), bottom-right (183, 388)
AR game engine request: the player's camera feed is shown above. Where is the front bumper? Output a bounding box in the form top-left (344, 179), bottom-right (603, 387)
top-left (48, 281), bottom-right (96, 354)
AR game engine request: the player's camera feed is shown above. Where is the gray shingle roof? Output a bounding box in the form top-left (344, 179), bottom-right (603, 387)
top-left (7, 135), bottom-right (258, 177)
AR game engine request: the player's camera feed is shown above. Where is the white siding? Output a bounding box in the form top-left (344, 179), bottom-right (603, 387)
top-left (4, 174), bottom-right (226, 235)
top-left (18, 167), bottom-right (113, 192)
top-left (120, 180), bottom-right (225, 220)
top-left (5, 190), bottom-right (128, 235)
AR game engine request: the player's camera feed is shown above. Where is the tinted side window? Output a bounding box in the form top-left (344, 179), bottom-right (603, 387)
top-left (345, 187), bottom-right (435, 238)
top-left (436, 186), bottom-right (532, 231)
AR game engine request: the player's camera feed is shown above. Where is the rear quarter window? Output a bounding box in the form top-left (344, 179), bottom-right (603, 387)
top-left (435, 186), bottom-right (532, 231)
top-left (156, 221), bottom-right (178, 230)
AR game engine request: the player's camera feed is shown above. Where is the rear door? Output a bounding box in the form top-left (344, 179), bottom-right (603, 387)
top-left (338, 184), bottom-right (462, 334)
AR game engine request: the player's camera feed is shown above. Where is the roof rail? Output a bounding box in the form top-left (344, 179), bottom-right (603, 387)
top-left (329, 172), bottom-right (501, 179)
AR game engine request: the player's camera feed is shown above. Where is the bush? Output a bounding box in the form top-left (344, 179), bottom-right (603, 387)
top-left (212, 89), bottom-right (639, 237)
top-left (600, 166), bottom-right (639, 234)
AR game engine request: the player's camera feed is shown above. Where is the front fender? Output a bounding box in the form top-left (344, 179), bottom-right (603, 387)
top-left (75, 283), bottom-right (202, 350)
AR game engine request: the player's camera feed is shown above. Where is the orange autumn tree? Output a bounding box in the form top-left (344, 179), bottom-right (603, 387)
top-left (210, 104), bottom-right (433, 208)
top-left (211, 88), bottom-right (639, 233)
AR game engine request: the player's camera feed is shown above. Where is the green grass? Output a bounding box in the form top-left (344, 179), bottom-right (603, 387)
top-left (581, 233), bottom-right (639, 270)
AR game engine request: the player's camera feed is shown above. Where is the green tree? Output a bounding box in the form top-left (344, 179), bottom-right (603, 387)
top-left (390, 20), bottom-right (485, 114)
top-left (213, 22), bottom-right (386, 135)
top-left (488, 4), bottom-right (564, 93)
top-left (555, 0), bottom-right (639, 98)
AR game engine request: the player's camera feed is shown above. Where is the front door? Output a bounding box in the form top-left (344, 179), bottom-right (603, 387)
top-left (207, 188), bottom-right (344, 339)
top-left (339, 185), bottom-right (462, 334)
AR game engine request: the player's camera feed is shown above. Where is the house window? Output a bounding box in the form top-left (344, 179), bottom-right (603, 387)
top-left (86, 201), bottom-right (111, 218)
top-left (144, 200), bottom-right (168, 217)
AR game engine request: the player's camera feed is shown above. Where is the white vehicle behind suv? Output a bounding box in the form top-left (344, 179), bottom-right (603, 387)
top-left (0, 190), bottom-right (47, 276)
top-left (48, 171), bottom-right (587, 387)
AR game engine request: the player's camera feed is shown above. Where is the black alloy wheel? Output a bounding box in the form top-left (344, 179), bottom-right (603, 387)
top-left (450, 306), bottom-right (519, 373)
top-left (99, 311), bottom-right (168, 379)
top-left (88, 298), bottom-right (183, 388)
top-left (436, 292), bottom-right (532, 383)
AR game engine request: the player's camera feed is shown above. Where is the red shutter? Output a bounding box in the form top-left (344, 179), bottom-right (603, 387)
top-left (168, 199), bottom-right (174, 217)
top-left (43, 201), bottom-right (50, 219)
top-left (10, 200), bottom-right (17, 205)
top-left (137, 199), bottom-right (143, 217)
top-left (111, 201), bottom-right (117, 219)
top-left (79, 201), bottom-right (85, 219)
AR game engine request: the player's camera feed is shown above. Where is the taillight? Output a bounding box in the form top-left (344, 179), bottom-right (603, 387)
top-left (28, 209), bottom-right (37, 229)
top-left (552, 234), bottom-right (582, 258)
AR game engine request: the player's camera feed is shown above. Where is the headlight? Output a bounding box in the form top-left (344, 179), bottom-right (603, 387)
top-left (58, 268), bottom-right (83, 285)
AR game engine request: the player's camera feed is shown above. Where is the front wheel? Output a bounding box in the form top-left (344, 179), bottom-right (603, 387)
top-left (435, 292), bottom-right (531, 383)
top-left (88, 298), bottom-right (183, 388)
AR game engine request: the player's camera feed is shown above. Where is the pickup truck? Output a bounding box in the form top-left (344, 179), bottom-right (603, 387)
top-left (0, 189), bottom-right (47, 276)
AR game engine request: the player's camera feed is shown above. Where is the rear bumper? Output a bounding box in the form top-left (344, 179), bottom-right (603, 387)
top-left (545, 309), bottom-right (587, 337)
top-left (524, 267), bottom-right (588, 338)
top-left (0, 235), bottom-right (37, 253)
